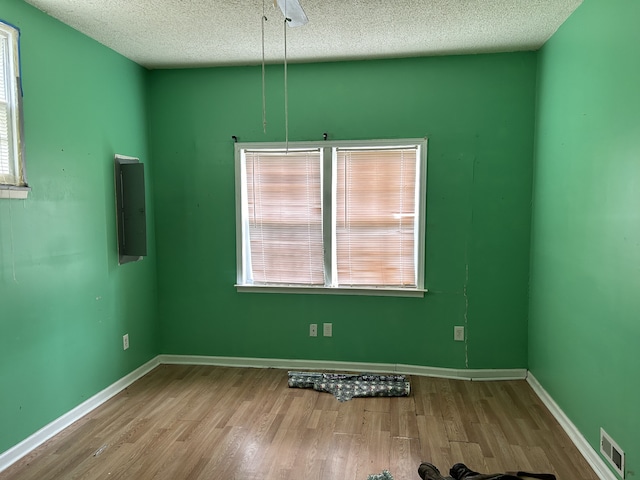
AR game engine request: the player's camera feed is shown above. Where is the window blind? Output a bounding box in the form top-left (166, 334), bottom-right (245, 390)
top-left (0, 34), bottom-right (11, 178)
top-left (335, 147), bottom-right (418, 287)
top-left (244, 149), bottom-right (324, 285)
top-left (235, 139), bottom-right (427, 296)
top-left (0, 22), bottom-right (23, 188)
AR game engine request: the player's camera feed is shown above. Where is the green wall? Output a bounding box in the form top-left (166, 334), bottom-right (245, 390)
top-left (529, 0), bottom-right (640, 477)
top-left (0, 0), bottom-right (157, 454)
top-left (148, 53), bottom-right (536, 370)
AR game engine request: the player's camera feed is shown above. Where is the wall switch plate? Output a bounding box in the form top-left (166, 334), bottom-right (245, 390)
top-left (323, 323), bottom-right (333, 337)
top-left (310, 323), bottom-right (317, 337)
top-left (123, 334), bottom-right (129, 350)
top-left (454, 326), bottom-right (465, 342)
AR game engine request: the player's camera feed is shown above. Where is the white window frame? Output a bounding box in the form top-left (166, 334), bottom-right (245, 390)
top-left (0, 20), bottom-right (28, 199)
top-left (234, 138), bottom-right (428, 297)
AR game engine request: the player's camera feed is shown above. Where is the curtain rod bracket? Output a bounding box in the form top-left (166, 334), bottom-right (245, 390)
top-left (323, 132), bottom-right (328, 141)
top-left (232, 136), bottom-right (238, 143)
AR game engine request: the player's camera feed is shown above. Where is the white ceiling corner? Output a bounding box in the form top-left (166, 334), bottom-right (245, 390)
top-left (23, 0), bottom-right (583, 69)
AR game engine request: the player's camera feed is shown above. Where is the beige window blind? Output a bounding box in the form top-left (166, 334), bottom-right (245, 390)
top-left (0, 33), bottom-right (12, 179)
top-left (236, 139), bottom-right (426, 295)
top-left (335, 147), bottom-right (418, 287)
top-left (244, 149), bottom-right (324, 285)
top-left (0, 22), bottom-right (24, 188)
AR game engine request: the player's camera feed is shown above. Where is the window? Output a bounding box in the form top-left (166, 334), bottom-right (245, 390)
top-left (235, 139), bottom-right (427, 297)
top-left (0, 20), bottom-right (27, 198)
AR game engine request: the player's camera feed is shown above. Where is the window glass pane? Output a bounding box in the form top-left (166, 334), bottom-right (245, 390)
top-left (244, 149), bottom-right (324, 285)
top-left (0, 34), bottom-right (10, 177)
top-left (0, 22), bottom-right (23, 187)
top-left (0, 102), bottom-right (10, 175)
top-left (236, 140), bottom-right (426, 294)
top-left (335, 148), bottom-right (418, 287)
top-left (0, 36), bottom-right (6, 102)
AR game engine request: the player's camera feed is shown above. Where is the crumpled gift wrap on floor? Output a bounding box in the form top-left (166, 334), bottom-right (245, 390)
top-left (288, 371), bottom-right (410, 402)
top-left (367, 470), bottom-right (394, 480)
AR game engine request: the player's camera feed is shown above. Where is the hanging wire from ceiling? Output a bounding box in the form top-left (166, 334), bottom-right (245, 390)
top-left (279, 0), bottom-right (308, 150)
top-left (284, 14), bottom-right (290, 151)
top-left (261, 0), bottom-right (268, 134)
top-left (261, 0), bottom-right (307, 148)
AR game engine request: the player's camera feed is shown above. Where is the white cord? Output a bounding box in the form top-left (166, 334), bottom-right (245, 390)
top-left (261, 0), bottom-right (267, 133)
top-left (284, 17), bottom-right (289, 152)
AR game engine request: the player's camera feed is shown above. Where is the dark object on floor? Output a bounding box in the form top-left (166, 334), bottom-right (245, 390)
top-left (418, 462), bottom-right (450, 480)
top-left (288, 371), bottom-right (410, 402)
top-left (418, 462), bottom-right (557, 480)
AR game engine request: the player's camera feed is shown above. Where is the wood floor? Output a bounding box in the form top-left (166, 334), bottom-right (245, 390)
top-left (1, 365), bottom-right (599, 480)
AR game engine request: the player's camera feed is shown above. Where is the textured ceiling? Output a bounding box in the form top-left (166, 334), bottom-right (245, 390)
top-left (24, 0), bottom-right (583, 69)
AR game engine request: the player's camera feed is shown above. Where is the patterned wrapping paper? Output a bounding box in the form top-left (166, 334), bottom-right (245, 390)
top-left (288, 371), bottom-right (410, 402)
top-left (367, 470), bottom-right (394, 480)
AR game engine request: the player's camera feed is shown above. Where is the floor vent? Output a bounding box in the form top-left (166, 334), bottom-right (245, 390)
top-left (600, 428), bottom-right (625, 478)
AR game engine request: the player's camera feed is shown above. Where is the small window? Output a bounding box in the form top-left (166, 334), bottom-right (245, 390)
top-left (0, 20), bottom-right (27, 198)
top-left (235, 139), bottom-right (427, 297)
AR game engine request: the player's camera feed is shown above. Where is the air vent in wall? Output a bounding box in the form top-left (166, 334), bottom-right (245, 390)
top-left (600, 428), bottom-right (625, 478)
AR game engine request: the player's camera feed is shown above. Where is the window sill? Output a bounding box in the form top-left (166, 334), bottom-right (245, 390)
top-left (235, 284), bottom-right (427, 298)
top-left (0, 185), bottom-right (30, 199)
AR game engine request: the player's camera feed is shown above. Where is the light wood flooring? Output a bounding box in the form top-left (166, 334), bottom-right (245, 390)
top-left (1, 365), bottom-right (599, 480)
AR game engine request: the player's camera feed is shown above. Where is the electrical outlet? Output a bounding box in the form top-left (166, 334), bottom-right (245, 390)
top-left (123, 333), bottom-right (129, 350)
top-left (454, 326), bottom-right (465, 342)
top-left (323, 323), bottom-right (332, 337)
top-left (310, 323), bottom-right (317, 337)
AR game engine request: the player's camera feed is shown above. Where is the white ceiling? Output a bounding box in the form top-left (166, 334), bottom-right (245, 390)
top-left (24, 0), bottom-right (583, 69)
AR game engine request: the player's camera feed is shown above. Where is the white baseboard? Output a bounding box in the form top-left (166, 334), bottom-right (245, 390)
top-left (157, 354), bottom-right (528, 381)
top-left (0, 356), bottom-right (159, 474)
top-left (526, 372), bottom-right (617, 480)
top-left (6, 355), bottom-right (581, 477)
